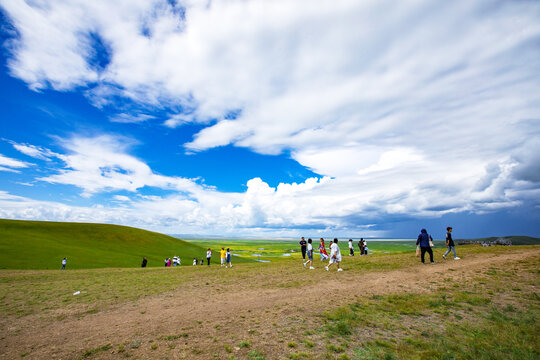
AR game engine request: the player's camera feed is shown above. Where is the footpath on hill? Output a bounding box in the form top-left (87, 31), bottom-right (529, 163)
top-left (1, 247), bottom-right (539, 360)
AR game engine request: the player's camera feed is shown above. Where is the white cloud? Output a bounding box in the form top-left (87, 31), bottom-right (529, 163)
top-left (1, 0), bottom-right (539, 234)
top-left (11, 143), bottom-right (56, 160)
top-left (112, 195), bottom-right (131, 202)
top-left (0, 153), bottom-right (31, 172)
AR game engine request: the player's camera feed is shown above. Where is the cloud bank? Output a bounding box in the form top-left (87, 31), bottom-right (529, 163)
top-left (1, 0), bottom-right (539, 236)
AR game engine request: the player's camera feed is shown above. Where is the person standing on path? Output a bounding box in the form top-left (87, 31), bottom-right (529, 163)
top-left (416, 229), bottom-right (434, 264)
top-left (348, 239), bottom-right (354, 256)
top-left (326, 238), bottom-right (343, 271)
top-left (226, 248), bottom-right (232, 268)
top-left (303, 238), bottom-right (315, 269)
top-left (206, 248), bottom-right (212, 266)
top-left (443, 226), bottom-right (460, 260)
top-left (141, 257), bottom-right (147, 268)
top-left (319, 238), bottom-right (329, 261)
top-left (220, 247), bottom-right (227, 267)
top-left (61, 257), bottom-right (66, 270)
top-left (299, 237), bottom-right (307, 261)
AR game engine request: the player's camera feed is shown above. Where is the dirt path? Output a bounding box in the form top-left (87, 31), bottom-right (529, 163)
top-left (1, 248), bottom-right (539, 360)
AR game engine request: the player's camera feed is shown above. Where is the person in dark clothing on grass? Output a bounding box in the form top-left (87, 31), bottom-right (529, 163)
top-left (299, 237), bottom-right (307, 261)
top-left (416, 229), bottom-right (434, 264)
top-left (141, 257), bottom-right (147, 267)
top-left (443, 226), bottom-right (460, 260)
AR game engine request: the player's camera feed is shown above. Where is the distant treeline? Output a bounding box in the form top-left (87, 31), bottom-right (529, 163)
top-left (456, 236), bottom-right (540, 246)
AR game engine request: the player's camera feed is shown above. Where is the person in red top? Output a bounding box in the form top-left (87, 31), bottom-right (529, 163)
top-left (319, 238), bottom-right (329, 261)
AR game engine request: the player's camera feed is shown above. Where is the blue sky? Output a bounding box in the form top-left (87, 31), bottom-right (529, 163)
top-left (0, 0), bottom-right (539, 239)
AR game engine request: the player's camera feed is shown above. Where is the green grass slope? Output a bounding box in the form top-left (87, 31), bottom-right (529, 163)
top-left (0, 219), bottom-right (242, 269)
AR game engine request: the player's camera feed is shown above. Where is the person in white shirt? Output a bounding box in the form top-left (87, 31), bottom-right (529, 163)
top-left (348, 239), bottom-right (354, 256)
top-left (326, 238), bottom-right (343, 272)
top-left (303, 238), bottom-right (315, 269)
top-left (193, 258), bottom-right (197, 266)
top-left (61, 257), bottom-right (67, 270)
top-left (206, 249), bottom-right (212, 266)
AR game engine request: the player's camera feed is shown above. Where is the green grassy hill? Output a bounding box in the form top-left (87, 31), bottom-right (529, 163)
top-left (0, 219), bottom-right (243, 269)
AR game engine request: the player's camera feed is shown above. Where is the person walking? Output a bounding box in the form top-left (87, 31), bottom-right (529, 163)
top-left (141, 257), bottom-right (147, 268)
top-left (358, 238), bottom-right (363, 255)
top-left (363, 239), bottom-right (368, 255)
top-left (206, 248), bottom-right (212, 266)
top-left (226, 248), bottom-right (232, 268)
top-left (443, 226), bottom-right (460, 260)
top-left (326, 238), bottom-right (343, 271)
top-left (416, 229), bottom-right (434, 264)
top-left (319, 238), bottom-right (329, 261)
top-left (220, 247), bottom-right (227, 267)
top-left (303, 238), bottom-right (315, 269)
top-left (348, 239), bottom-right (354, 256)
top-left (299, 237), bottom-right (307, 261)
top-left (193, 258), bottom-right (197, 266)
top-left (61, 257), bottom-right (67, 270)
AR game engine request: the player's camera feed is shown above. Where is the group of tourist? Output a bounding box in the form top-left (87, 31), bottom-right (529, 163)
top-left (196, 248), bottom-right (232, 267)
top-left (298, 226), bottom-right (460, 270)
top-left (61, 227), bottom-right (461, 270)
top-left (162, 256), bottom-right (181, 267)
top-left (416, 226), bottom-right (460, 264)
top-left (138, 248), bottom-right (234, 268)
top-left (300, 237), bottom-right (343, 271)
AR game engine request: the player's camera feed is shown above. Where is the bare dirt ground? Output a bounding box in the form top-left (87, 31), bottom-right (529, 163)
top-left (1, 248), bottom-right (539, 360)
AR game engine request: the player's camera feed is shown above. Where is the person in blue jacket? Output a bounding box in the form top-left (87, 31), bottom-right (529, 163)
top-left (416, 229), bottom-right (434, 264)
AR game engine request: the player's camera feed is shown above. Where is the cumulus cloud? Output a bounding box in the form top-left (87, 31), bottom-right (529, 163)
top-left (1, 0), bottom-right (539, 235)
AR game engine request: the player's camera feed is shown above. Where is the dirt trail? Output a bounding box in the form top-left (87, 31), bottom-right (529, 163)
top-left (1, 248), bottom-right (539, 360)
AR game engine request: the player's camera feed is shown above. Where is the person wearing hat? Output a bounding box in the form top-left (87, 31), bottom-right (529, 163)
top-left (443, 226), bottom-right (460, 260)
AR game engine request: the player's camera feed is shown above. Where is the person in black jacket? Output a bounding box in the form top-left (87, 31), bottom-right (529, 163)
top-left (416, 229), bottom-right (434, 264)
top-left (442, 227), bottom-right (460, 260)
top-left (141, 257), bottom-right (147, 267)
top-left (299, 237), bottom-right (307, 261)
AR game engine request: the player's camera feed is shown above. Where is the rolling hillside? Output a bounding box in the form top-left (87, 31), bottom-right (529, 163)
top-left (0, 219), bottom-right (237, 269)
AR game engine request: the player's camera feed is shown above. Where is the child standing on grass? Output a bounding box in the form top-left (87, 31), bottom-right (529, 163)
top-left (226, 248), bottom-right (232, 268)
top-left (348, 239), bottom-right (354, 256)
top-left (319, 238), bottom-right (329, 261)
top-left (193, 258), bottom-right (197, 266)
top-left (220, 247), bottom-right (227, 267)
top-left (443, 226), bottom-right (460, 260)
top-left (206, 249), bottom-right (212, 266)
top-left (326, 238), bottom-right (343, 272)
top-left (303, 239), bottom-right (315, 269)
top-left (61, 257), bottom-right (66, 270)
top-left (141, 257), bottom-right (147, 268)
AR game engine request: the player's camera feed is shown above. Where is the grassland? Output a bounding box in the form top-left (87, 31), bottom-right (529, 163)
top-left (1, 244), bottom-right (538, 359)
top-left (0, 219), bottom-right (252, 269)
